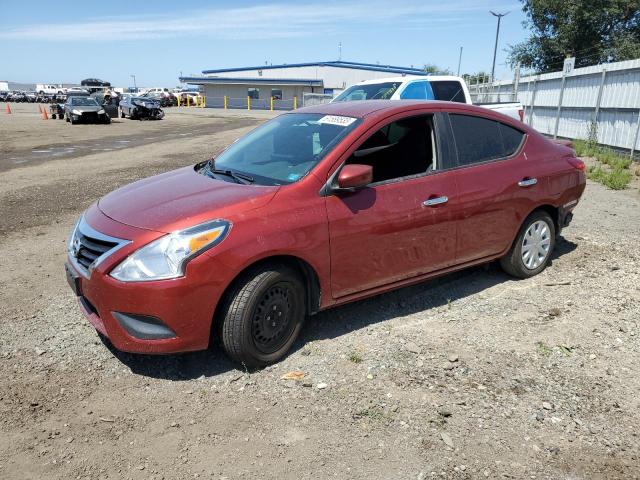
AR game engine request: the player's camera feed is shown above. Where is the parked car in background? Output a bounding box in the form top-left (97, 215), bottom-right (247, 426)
top-left (140, 91), bottom-right (177, 107)
top-left (67, 87), bottom-right (90, 94)
top-left (64, 96), bottom-right (111, 124)
top-left (177, 91), bottom-right (201, 105)
top-left (333, 76), bottom-right (524, 121)
top-left (90, 92), bottom-right (119, 118)
top-left (119, 96), bottom-right (164, 120)
top-left (65, 100), bottom-right (585, 367)
top-left (36, 84), bottom-right (66, 95)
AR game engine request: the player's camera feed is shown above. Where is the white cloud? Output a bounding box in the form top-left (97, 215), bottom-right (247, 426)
top-left (0, 1), bottom-right (519, 42)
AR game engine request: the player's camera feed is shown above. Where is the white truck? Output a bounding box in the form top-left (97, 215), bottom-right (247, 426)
top-left (36, 84), bottom-right (66, 95)
top-left (332, 76), bottom-right (524, 121)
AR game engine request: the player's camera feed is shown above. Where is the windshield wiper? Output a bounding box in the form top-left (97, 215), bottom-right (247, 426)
top-left (204, 160), bottom-right (254, 184)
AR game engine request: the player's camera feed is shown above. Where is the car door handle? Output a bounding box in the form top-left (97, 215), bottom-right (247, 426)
top-left (518, 177), bottom-right (538, 187)
top-left (422, 196), bottom-right (448, 207)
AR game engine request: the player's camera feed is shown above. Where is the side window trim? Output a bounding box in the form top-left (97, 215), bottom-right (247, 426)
top-left (445, 112), bottom-right (527, 169)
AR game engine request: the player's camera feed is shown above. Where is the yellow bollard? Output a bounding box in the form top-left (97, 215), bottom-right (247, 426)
top-left (177, 95), bottom-right (180, 107)
top-left (270, 96), bottom-right (274, 111)
top-left (247, 96), bottom-right (250, 111)
top-left (293, 96), bottom-right (297, 110)
top-left (187, 95), bottom-right (190, 107)
top-left (201, 96), bottom-right (205, 108)
top-left (224, 96), bottom-right (227, 109)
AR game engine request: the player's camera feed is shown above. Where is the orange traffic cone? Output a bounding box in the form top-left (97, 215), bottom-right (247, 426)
top-left (5, 103), bottom-right (11, 114)
top-left (42, 108), bottom-right (48, 120)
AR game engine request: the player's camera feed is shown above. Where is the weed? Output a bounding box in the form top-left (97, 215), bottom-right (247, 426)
top-left (348, 350), bottom-right (363, 364)
top-left (536, 341), bottom-right (552, 357)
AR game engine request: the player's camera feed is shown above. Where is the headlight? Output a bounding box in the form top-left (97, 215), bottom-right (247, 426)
top-left (110, 220), bottom-right (231, 282)
top-left (98, 109), bottom-right (105, 114)
top-left (72, 109), bottom-right (81, 115)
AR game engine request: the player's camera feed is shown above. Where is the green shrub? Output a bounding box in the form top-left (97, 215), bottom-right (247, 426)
top-left (587, 165), bottom-right (632, 190)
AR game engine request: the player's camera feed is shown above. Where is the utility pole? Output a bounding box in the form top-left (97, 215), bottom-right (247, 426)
top-left (457, 46), bottom-right (463, 76)
top-left (490, 11), bottom-right (509, 84)
top-left (130, 74), bottom-right (137, 92)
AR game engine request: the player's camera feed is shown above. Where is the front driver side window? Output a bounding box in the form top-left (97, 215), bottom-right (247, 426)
top-left (346, 115), bottom-right (437, 184)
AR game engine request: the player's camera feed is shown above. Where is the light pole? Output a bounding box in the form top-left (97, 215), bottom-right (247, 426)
top-left (490, 11), bottom-right (509, 83)
top-left (130, 74), bottom-right (137, 92)
top-left (457, 46), bottom-right (463, 76)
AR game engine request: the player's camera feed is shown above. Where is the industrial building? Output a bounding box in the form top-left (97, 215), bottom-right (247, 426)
top-left (179, 61), bottom-right (428, 109)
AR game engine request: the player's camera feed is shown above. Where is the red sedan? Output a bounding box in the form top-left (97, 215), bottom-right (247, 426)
top-left (65, 100), bottom-right (586, 366)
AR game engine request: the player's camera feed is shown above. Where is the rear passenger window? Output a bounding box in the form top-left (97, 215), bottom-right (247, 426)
top-left (499, 123), bottom-right (525, 156)
top-left (431, 81), bottom-right (466, 103)
top-left (449, 114), bottom-right (525, 166)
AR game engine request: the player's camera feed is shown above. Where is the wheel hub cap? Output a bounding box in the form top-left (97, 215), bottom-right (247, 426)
top-left (521, 220), bottom-right (551, 270)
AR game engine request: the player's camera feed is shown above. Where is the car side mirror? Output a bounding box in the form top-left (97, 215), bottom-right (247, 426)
top-left (337, 164), bottom-right (373, 190)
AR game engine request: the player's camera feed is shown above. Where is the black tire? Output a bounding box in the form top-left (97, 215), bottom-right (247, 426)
top-left (500, 210), bottom-right (556, 279)
top-left (220, 264), bottom-right (306, 367)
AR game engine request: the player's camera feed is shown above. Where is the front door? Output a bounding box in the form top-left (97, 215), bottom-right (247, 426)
top-left (325, 113), bottom-right (458, 298)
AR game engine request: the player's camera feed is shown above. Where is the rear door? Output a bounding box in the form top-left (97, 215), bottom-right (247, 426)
top-left (445, 112), bottom-right (535, 263)
top-left (325, 112), bottom-right (459, 298)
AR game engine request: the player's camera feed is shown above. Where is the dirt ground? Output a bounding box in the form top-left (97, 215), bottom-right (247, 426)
top-left (1, 103), bottom-right (639, 480)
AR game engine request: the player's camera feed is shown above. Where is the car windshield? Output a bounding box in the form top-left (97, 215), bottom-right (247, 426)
top-left (333, 82), bottom-right (402, 102)
top-left (71, 97), bottom-right (99, 106)
top-left (207, 113), bottom-right (361, 186)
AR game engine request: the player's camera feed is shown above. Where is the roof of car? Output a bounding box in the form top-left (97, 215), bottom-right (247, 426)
top-left (295, 100), bottom-right (530, 131)
top-left (353, 75), bottom-right (464, 85)
top-left (295, 100), bottom-right (471, 118)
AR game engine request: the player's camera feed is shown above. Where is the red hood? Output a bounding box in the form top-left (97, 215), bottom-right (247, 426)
top-left (98, 166), bottom-right (279, 232)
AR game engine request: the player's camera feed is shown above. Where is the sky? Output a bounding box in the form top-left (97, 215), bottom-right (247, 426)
top-left (0, 0), bottom-right (527, 88)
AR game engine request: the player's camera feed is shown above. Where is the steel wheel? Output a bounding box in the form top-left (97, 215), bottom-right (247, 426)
top-left (251, 282), bottom-right (296, 354)
top-left (521, 220), bottom-right (551, 270)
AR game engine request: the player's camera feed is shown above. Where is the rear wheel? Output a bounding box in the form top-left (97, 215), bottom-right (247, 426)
top-left (500, 210), bottom-right (555, 278)
top-left (220, 265), bottom-right (305, 367)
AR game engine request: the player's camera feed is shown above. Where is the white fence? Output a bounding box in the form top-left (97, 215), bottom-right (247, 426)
top-left (481, 58), bottom-right (640, 155)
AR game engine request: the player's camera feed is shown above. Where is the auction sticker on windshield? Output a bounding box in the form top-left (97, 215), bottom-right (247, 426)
top-left (317, 115), bottom-right (357, 127)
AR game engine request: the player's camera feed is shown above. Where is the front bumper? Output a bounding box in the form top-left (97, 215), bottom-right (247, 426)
top-left (72, 112), bottom-right (110, 123)
top-left (65, 207), bottom-right (231, 354)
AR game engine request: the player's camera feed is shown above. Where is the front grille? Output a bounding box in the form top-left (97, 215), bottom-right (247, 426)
top-left (75, 232), bottom-right (118, 269)
top-left (69, 217), bottom-right (129, 276)
top-left (81, 112), bottom-right (98, 121)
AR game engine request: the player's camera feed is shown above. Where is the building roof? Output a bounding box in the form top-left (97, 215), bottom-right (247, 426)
top-left (201, 60), bottom-right (428, 76)
top-left (179, 76), bottom-right (324, 86)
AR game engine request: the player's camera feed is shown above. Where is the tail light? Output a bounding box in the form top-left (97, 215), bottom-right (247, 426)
top-left (567, 157), bottom-right (585, 171)
top-left (518, 109), bottom-right (524, 122)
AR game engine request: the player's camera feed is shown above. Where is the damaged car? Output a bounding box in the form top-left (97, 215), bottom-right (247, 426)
top-left (119, 96), bottom-right (164, 120)
top-left (64, 96), bottom-right (111, 124)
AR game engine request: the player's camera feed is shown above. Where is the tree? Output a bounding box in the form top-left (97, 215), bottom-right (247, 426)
top-left (423, 64), bottom-right (453, 75)
top-left (462, 71), bottom-right (491, 85)
top-left (507, 0), bottom-right (640, 73)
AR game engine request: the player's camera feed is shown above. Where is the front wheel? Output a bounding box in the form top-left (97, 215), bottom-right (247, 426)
top-left (500, 210), bottom-right (556, 278)
top-left (220, 265), bottom-right (306, 367)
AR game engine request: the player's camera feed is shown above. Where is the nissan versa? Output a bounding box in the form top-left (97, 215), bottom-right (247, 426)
top-left (65, 100), bottom-right (586, 366)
